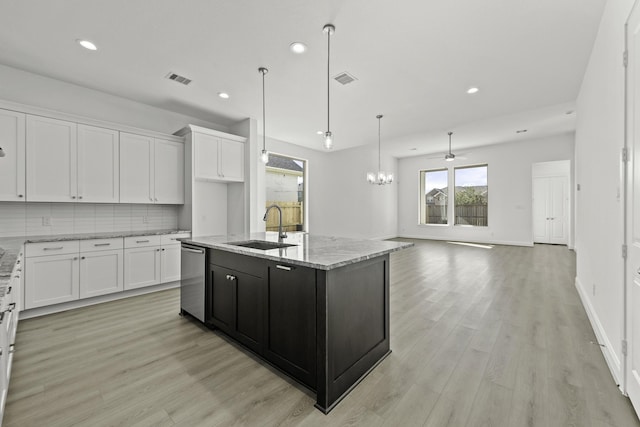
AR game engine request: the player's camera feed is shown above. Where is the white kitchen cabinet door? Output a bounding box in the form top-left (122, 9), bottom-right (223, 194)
top-left (25, 254), bottom-right (80, 309)
top-left (160, 244), bottom-right (181, 283)
top-left (194, 132), bottom-right (220, 180)
top-left (218, 138), bottom-right (244, 182)
top-left (77, 124), bottom-right (119, 203)
top-left (124, 246), bottom-right (161, 290)
top-left (0, 109), bottom-right (26, 201)
top-left (155, 138), bottom-right (184, 204)
top-left (79, 249), bottom-right (124, 298)
top-left (26, 115), bottom-right (77, 202)
top-left (120, 132), bottom-right (154, 203)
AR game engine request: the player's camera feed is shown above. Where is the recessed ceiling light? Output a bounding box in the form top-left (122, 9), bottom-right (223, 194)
top-left (316, 130), bottom-right (324, 135)
top-left (218, 92), bottom-right (230, 99)
top-left (516, 129), bottom-right (528, 133)
top-left (77, 39), bottom-right (97, 51)
top-left (290, 42), bottom-right (307, 54)
top-left (467, 87), bottom-right (479, 94)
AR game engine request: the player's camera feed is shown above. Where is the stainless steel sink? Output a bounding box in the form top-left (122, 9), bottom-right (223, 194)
top-left (226, 240), bottom-right (296, 250)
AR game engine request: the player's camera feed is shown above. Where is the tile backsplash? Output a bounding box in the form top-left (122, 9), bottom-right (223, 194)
top-left (0, 202), bottom-right (179, 237)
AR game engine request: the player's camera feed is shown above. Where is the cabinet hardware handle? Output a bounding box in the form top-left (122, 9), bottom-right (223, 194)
top-left (6, 287), bottom-right (11, 295)
top-left (71, 196), bottom-right (76, 199)
top-left (18, 194), bottom-right (23, 198)
top-left (150, 197), bottom-right (153, 201)
top-left (79, 196), bottom-right (83, 199)
top-left (43, 247), bottom-right (64, 251)
top-left (73, 257), bottom-right (78, 260)
top-left (155, 198), bottom-right (158, 202)
top-left (276, 265), bottom-right (293, 271)
top-left (16, 268), bottom-right (21, 272)
top-left (156, 249), bottom-right (160, 252)
top-left (7, 303), bottom-right (15, 311)
top-left (162, 248), bottom-right (165, 251)
top-left (81, 256), bottom-right (86, 260)
top-left (94, 243), bottom-right (111, 246)
top-left (9, 345), bottom-right (14, 354)
top-left (226, 274), bottom-right (236, 281)
top-left (12, 275), bottom-right (19, 279)
top-left (136, 240), bottom-right (150, 243)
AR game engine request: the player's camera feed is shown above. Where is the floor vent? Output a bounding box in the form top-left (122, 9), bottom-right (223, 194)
top-left (334, 72), bottom-right (357, 85)
top-left (165, 72), bottom-right (192, 86)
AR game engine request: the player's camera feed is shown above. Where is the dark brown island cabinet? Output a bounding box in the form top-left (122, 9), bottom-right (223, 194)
top-left (179, 233), bottom-right (412, 413)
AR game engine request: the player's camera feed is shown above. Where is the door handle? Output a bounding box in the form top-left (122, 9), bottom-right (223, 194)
top-left (181, 248), bottom-right (204, 254)
top-left (276, 265), bottom-right (293, 271)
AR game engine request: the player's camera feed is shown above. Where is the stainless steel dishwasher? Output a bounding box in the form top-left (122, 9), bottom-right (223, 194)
top-left (180, 244), bottom-right (205, 322)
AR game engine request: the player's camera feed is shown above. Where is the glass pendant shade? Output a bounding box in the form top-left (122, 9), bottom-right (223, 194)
top-left (324, 131), bottom-right (333, 150)
top-left (260, 149), bottom-right (269, 164)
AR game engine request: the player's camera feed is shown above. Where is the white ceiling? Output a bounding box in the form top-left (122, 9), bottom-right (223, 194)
top-left (0, 0), bottom-right (605, 157)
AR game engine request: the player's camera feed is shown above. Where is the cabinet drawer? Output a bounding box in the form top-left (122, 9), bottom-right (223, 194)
top-left (161, 233), bottom-right (190, 246)
top-left (80, 238), bottom-right (124, 252)
top-left (209, 249), bottom-right (265, 278)
top-left (124, 235), bottom-right (161, 248)
top-left (25, 240), bottom-right (79, 257)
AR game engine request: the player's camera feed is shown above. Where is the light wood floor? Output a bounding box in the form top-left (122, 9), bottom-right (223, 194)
top-left (4, 240), bottom-right (639, 426)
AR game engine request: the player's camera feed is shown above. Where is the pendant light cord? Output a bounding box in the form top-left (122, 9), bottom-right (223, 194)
top-left (378, 116), bottom-right (382, 171)
top-left (327, 29), bottom-right (331, 133)
top-left (262, 70), bottom-right (266, 152)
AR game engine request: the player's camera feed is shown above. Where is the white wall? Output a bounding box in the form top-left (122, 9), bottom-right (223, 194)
top-left (256, 137), bottom-right (398, 240)
top-left (397, 133), bottom-right (574, 246)
top-left (574, 0), bottom-right (635, 386)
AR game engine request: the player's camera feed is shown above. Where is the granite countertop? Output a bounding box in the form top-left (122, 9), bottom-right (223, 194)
top-left (24, 229), bottom-right (191, 244)
top-left (181, 232), bottom-right (413, 270)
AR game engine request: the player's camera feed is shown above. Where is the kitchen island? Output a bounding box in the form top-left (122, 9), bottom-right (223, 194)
top-left (179, 232), bottom-right (412, 413)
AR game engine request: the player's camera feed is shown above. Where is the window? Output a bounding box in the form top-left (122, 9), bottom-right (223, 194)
top-left (454, 165), bottom-right (488, 226)
top-left (265, 153), bottom-right (306, 232)
top-left (419, 169), bottom-right (448, 224)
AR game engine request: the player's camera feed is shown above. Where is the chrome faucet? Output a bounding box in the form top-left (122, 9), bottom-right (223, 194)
top-left (263, 204), bottom-right (287, 241)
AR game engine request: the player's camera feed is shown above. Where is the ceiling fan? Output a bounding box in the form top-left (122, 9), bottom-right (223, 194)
top-left (425, 131), bottom-right (469, 161)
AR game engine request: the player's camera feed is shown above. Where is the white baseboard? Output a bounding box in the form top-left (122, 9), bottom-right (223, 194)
top-left (20, 281), bottom-right (180, 319)
top-left (396, 234), bottom-right (534, 247)
top-left (575, 276), bottom-right (622, 388)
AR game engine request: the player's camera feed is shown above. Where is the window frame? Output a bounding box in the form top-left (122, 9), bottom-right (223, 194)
top-left (417, 163), bottom-right (489, 228)
top-left (418, 168), bottom-right (449, 226)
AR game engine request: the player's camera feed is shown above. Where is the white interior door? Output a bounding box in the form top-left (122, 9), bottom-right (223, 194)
top-left (533, 176), bottom-right (568, 244)
top-left (626, 0), bottom-right (640, 416)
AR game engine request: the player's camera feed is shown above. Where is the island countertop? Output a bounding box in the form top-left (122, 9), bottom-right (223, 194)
top-left (180, 232), bottom-right (413, 270)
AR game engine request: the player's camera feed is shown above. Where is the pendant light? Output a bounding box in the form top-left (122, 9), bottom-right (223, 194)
top-left (259, 67), bottom-right (269, 163)
top-left (445, 131), bottom-right (455, 161)
top-left (366, 115), bottom-right (393, 185)
top-left (323, 24), bottom-right (335, 150)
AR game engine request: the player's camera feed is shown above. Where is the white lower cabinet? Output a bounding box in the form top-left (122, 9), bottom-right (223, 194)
top-left (124, 246), bottom-right (161, 290)
top-left (25, 252), bottom-right (80, 309)
top-left (24, 233), bottom-right (189, 310)
top-left (80, 249), bottom-right (124, 298)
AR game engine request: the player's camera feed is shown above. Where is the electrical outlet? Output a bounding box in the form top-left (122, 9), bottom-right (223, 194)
top-left (42, 216), bottom-right (51, 226)
top-left (142, 216), bottom-right (148, 224)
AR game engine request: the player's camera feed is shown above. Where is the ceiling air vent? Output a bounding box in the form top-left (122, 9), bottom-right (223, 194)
top-left (165, 72), bottom-right (192, 86)
top-left (334, 71), bottom-right (357, 85)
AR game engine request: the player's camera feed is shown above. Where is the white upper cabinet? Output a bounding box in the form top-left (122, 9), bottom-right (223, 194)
top-left (26, 117), bottom-right (121, 203)
top-left (0, 109), bottom-right (25, 201)
top-left (155, 138), bottom-right (184, 204)
top-left (194, 132), bottom-right (244, 182)
top-left (77, 125), bottom-right (119, 203)
top-left (218, 138), bottom-right (244, 181)
top-left (120, 133), bottom-right (184, 204)
top-left (120, 132), bottom-right (154, 203)
top-left (26, 115), bottom-right (77, 202)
